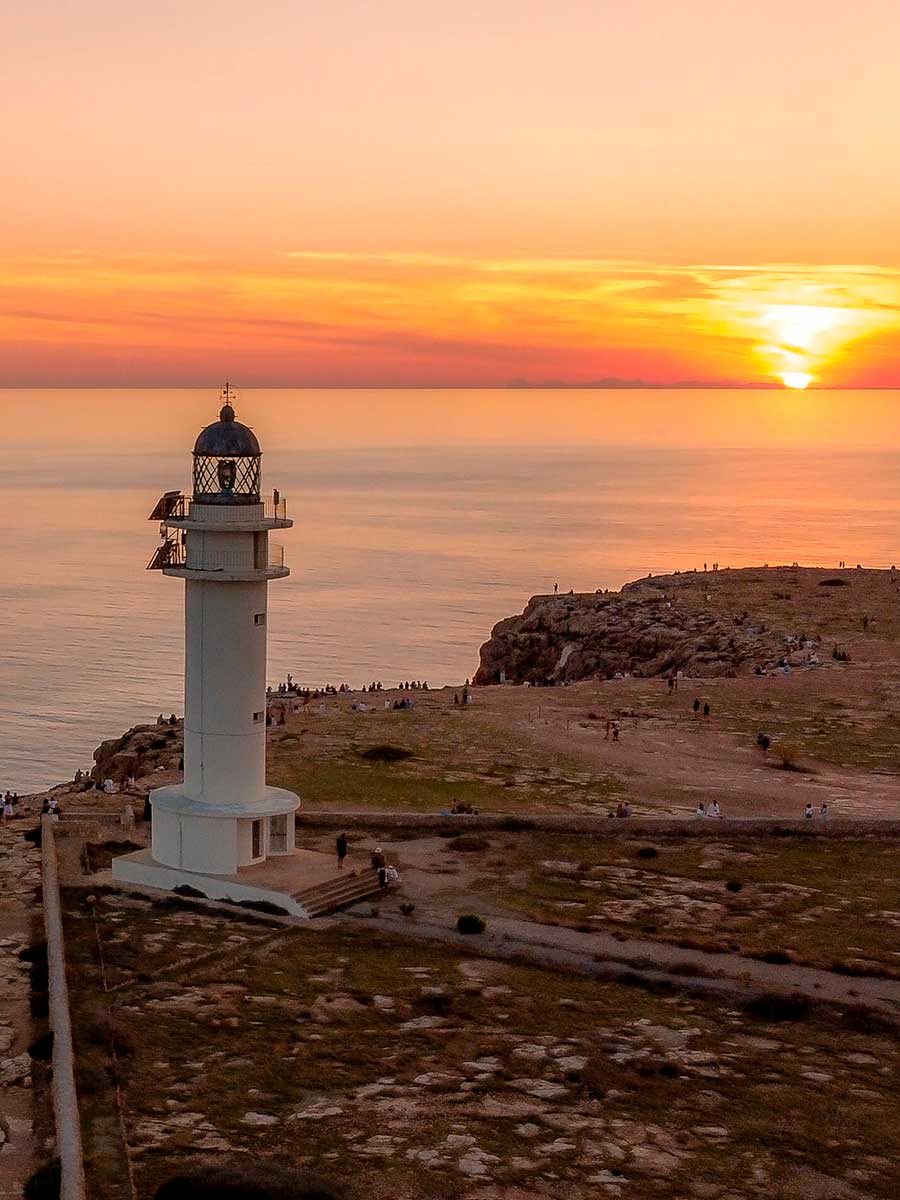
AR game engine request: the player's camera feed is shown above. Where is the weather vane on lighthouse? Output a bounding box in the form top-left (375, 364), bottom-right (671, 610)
top-left (114, 387), bottom-right (301, 901)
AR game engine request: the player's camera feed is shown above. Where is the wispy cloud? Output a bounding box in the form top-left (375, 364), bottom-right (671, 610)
top-left (2, 252), bottom-right (899, 386)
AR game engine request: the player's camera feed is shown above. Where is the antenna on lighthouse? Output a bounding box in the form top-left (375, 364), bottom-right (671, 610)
top-left (220, 381), bottom-right (236, 420)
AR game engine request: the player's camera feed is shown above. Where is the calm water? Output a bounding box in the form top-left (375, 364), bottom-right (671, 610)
top-left (3, 388), bottom-right (900, 792)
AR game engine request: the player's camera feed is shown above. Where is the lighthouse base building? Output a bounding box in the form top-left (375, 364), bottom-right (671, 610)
top-left (113, 392), bottom-right (312, 914)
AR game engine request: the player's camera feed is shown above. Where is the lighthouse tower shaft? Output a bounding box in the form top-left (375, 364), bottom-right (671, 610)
top-left (141, 397), bottom-right (299, 877)
top-left (184, 573), bottom-right (268, 806)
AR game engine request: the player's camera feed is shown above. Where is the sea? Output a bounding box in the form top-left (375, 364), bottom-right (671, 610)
top-left (3, 387), bottom-right (900, 793)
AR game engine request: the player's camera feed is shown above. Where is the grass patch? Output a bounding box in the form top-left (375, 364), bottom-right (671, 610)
top-left (742, 992), bottom-right (811, 1022)
top-left (445, 835), bottom-right (490, 853)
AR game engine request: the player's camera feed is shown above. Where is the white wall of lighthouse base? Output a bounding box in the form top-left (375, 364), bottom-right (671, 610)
top-left (111, 849), bottom-right (310, 918)
top-left (148, 783), bottom-right (300, 876)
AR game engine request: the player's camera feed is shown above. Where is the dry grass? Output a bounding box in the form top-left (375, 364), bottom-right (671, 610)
top-left (467, 832), bottom-right (900, 974)
top-left (62, 889), bottom-right (900, 1200)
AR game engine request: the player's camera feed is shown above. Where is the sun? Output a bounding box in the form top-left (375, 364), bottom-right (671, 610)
top-left (781, 371), bottom-right (812, 390)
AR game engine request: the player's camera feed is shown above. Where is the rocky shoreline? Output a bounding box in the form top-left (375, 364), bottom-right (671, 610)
top-left (473, 566), bottom-right (849, 685)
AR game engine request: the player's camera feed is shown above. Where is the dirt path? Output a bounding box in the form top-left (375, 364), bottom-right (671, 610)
top-left (365, 901), bottom-right (900, 1017)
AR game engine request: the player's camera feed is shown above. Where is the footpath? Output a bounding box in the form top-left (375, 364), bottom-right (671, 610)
top-left (362, 901), bottom-right (900, 1017)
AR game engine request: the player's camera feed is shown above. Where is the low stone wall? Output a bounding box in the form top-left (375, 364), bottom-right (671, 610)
top-left (297, 811), bottom-right (900, 839)
top-left (41, 818), bottom-right (87, 1200)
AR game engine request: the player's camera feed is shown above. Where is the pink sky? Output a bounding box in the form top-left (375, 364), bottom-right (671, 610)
top-left (3, 1), bottom-right (900, 386)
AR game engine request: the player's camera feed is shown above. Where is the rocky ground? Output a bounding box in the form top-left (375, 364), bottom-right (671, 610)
top-left (293, 826), bottom-right (900, 979)
top-left (475, 566), bottom-right (900, 684)
top-left (0, 824), bottom-right (44, 1196)
top-left (26, 564), bottom-right (900, 1197)
top-left (60, 891), bottom-right (900, 1200)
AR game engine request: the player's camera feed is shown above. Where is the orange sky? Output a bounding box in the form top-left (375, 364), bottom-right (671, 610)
top-left (3, 1), bottom-right (900, 387)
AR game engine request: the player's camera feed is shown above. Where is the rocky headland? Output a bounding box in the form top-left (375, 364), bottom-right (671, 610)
top-left (472, 566), bottom-right (877, 684)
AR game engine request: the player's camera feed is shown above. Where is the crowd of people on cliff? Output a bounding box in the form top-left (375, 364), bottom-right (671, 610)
top-left (269, 676), bottom-right (433, 698)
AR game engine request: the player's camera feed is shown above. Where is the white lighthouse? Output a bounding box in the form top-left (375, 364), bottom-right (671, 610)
top-left (114, 387), bottom-right (300, 892)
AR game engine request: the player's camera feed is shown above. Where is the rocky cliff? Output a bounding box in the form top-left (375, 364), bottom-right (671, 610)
top-left (474, 568), bottom-right (827, 684)
top-left (91, 720), bottom-right (184, 785)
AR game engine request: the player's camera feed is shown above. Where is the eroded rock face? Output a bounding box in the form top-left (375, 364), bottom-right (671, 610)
top-left (92, 721), bottom-right (183, 784)
top-left (475, 572), bottom-right (794, 684)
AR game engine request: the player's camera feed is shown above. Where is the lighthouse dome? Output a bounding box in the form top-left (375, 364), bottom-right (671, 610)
top-left (193, 403), bottom-right (261, 458)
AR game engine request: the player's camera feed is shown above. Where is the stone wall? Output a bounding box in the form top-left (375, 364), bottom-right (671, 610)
top-left (41, 819), bottom-right (87, 1200)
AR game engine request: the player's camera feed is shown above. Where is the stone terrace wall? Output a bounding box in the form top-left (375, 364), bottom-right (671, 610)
top-left (297, 812), bottom-right (900, 839)
top-left (41, 819), bottom-right (87, 1200)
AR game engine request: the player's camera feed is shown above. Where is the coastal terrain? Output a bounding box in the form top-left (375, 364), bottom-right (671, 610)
top-left (15, 566), bottom-right (900, 1199)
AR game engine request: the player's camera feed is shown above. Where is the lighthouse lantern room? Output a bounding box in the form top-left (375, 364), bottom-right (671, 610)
top-left (117, 387), bottom-right (300, 885)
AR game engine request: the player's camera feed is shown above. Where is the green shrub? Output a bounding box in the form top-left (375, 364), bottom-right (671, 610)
top-left (742, 991), bottom-right (810, 1022)
top-left (19, 942), bottom-right (47, 964)
top-left (24, 1161), bottom-right (60, 1200)
top-left (28, 1032), bottom-right (53, 1062)
top-left (841, 1004), bottom-right (898, 1035)
top-left (232, 898), bottom-right (289, 916)
top-left (358, 744), bottom-right (414, 762)
top-left (756, 949), bottom-right (793, 965)
top-left (447, 835), bottom-right (490, 853)
top-left (456, 914), bottom-right (486, 935)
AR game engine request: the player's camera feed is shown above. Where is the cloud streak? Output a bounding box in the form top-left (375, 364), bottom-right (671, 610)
top-left (2, 252), bottom-right (899, 387)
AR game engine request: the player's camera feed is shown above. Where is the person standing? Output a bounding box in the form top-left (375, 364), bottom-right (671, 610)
top-left (336, 832), bottom-right (348, 869)
top-left (703, 702), bottom-right (710, 722)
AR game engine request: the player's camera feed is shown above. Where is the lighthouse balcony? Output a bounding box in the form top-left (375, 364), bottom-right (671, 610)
top-left (149, 539), bottom-right (289, 580)
top-left (148, 491), bottom-right (292, 532)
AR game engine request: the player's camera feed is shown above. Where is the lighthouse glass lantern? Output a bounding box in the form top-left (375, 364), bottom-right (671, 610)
top-left (132, 386), bottom-right (300, 880)
top-left (192, 392), bottom-right (262, 503)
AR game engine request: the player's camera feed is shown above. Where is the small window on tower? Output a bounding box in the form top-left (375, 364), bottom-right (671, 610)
top-left (254, 613), bottom-right (266, 626)
top-left (253, 710), bottom-right (264, 724)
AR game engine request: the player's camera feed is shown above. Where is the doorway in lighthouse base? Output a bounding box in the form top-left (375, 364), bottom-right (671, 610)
top-left (251, 819), bottom-right (262, 860)
top-left (268, 814), bottom-right (289, 853)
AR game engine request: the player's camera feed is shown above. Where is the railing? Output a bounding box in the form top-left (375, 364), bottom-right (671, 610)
top-left (148, 492), bottom-right (188, 521)
top-left (147, 539), bottom-right (185, 570)
top-left (265, 495), bottom-right (288, 521)
top-left (149, 539), bottom-right (285, 573)
top-left (149, 491), bottom-right (286, 523)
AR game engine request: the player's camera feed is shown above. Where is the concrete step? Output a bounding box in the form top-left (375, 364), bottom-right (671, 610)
top-left (293, 870), bottom-right (379, 902)
top-left (294, 869), bottom-right (387, 917)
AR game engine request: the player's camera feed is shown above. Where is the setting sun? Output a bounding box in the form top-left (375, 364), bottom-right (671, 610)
top-left (782, 371), bottom-right (812, 390)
